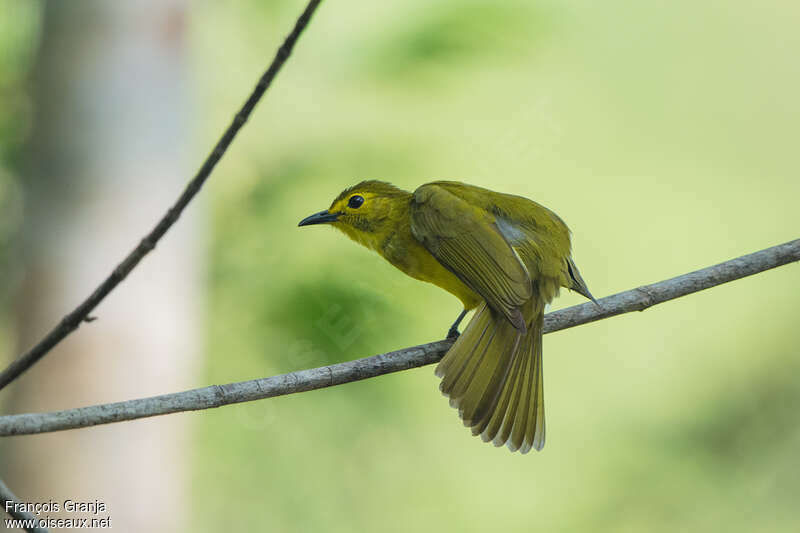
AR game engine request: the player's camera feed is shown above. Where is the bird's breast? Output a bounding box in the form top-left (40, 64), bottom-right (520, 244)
top-left (381, 232), bottom-right (481, 310)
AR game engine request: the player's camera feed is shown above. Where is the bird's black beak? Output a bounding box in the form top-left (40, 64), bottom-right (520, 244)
top-left (298, 210), bottom-right (340, 227)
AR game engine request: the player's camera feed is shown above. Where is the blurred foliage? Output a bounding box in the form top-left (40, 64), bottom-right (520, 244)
top-left (189, 0), bottom-right (800, 531)
top-left (264, 276), bottom-right (397, 365)
top-left (0, 0), bottom-right (41, 359)
top-left (0, 0), bottom-right (39, 163)
top-left (365, 1), bottom-right (548, 80)
top-left (190, 0), bottom-right (800, 531)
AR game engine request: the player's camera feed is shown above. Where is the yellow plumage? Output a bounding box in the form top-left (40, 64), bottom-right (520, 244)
top-left (299, 180), bottom-right (593, 453)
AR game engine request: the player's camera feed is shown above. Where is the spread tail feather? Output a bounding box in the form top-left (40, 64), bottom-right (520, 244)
top-left (435, 301), bottom-right (545, 453)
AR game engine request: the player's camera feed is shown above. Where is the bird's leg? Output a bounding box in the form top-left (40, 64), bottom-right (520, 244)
top-left (446, 309), bottom-right (468, 340)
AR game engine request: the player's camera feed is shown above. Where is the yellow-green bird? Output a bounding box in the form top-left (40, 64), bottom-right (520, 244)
top-left (299, 181), bottom-right (593, 453)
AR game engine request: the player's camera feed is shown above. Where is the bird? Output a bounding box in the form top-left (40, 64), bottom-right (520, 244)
top-left (298, 180), bottom-right (593, 453)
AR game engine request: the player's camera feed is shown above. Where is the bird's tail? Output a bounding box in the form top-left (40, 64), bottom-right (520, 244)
top-left (435, 300), bottom-right (545, 453)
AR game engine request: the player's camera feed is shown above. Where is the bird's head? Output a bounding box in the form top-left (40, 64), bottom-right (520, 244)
top-left (298, 180), bottom-right (411, 250)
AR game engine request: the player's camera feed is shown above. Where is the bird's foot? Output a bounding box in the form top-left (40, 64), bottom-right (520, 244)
top-left (446, 308), bottom-right (468, 340)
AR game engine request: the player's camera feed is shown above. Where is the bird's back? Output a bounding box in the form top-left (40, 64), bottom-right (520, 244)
top-left (412, 181), bottom-right (582, 304)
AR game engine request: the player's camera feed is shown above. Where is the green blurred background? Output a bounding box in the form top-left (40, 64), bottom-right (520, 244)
top-left (2, 0), bottom-right (799, 531)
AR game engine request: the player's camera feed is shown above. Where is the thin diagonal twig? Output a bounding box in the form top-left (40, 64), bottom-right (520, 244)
top-left (0, 0), bottom-right (325, 392)
top-left (0, 238), bottom-right (797, 437)
top-left (1, 477), bottom-right (50, 532)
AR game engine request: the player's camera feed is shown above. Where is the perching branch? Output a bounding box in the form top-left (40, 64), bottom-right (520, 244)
top-left (0, 477), bottom-right (49, 532)
top-left (0, 0), bottom-right (324, 392)
top-left (1, 238), bottom-right (797, 438)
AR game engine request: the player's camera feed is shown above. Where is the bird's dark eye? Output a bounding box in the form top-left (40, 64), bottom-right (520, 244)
top-left (348, 195), bottom-right (365, 209)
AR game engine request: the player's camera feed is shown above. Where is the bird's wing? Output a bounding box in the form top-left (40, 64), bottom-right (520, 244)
top-left (410, 183), bottom-right (532, 331)
top-left (427, 181), bottom-right (594, 301)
